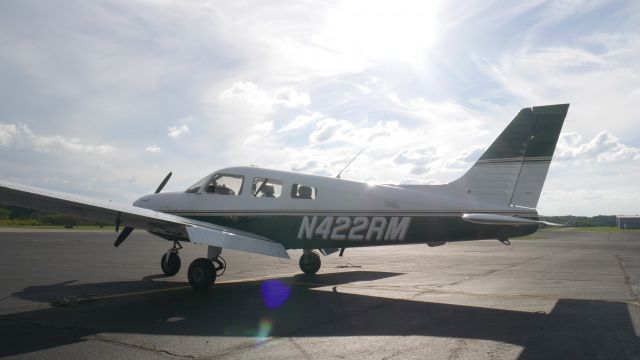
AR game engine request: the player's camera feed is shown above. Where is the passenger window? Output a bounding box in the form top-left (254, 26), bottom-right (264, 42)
top-left (205, 174), bottom-right (244, 196)
top-left (252, 178), bottom-right (282, 198)
top-left (291, 184), bottom-right (317, 199)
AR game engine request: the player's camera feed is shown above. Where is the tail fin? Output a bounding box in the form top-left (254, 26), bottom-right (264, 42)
top-left (448, 104), bottom-right (569, 208)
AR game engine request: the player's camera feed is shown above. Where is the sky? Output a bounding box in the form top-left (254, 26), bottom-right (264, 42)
top-left (0, 0), bottom-right (639, 216)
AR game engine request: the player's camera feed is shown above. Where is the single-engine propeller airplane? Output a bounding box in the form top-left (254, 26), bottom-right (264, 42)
top-left (0, 104), bottom-right (569, 291)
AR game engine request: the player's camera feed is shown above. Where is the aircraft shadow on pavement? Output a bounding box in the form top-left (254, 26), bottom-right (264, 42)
top-left (4, 271), bottom-right (640, 359)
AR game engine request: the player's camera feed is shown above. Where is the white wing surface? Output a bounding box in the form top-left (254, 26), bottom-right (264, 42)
top-left (0, 180), bottom-right (289, 259)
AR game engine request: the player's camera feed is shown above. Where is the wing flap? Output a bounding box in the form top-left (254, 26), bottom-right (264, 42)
top-left (186, 226), bottom-right (290, 259)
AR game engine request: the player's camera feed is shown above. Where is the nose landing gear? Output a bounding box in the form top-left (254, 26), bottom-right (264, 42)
top-left (160, 241), bottom-right (182, 276)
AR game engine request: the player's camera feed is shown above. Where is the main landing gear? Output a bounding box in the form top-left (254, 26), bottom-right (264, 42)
top-left (187, 246), bottom-right (226, 291)
top-left (159, 243), bottom-right (226, 291)
top-left (299, 250), bottom-right (321, 275)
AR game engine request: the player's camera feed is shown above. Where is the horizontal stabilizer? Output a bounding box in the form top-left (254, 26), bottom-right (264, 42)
top-left (186, 226), bottom-right (290, 259)
top-left (462, 213), bottom-right (562, 226)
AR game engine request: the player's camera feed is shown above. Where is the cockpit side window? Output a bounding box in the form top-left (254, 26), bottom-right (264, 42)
top-left (291, 184), bottom-right (317, 199)
top-left (205, 174), bottom-right (244, 196)
top-left (185, 175), bottom-right (210, 194)
top-left (252, 178), bottom-right (282, 198)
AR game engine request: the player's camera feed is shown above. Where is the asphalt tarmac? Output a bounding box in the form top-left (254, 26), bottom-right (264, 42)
top-left (1, 228), bottom-right (640, 359)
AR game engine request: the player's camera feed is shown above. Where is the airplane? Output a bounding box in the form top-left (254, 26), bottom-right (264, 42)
top-left (0, 104), bottom-right (569, 291)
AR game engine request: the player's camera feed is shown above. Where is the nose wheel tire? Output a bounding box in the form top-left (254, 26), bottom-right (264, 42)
top-left (299, 251), bottom-right (321, 275)
top-left (160, 252), bottom-right (181, 276)
top-left (188, 258), bottom-right (216, 291)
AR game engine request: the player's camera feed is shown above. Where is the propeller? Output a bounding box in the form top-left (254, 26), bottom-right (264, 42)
top-left (114, 226), bottom-right (134, 247)
top-left (114, 171), bottom-right (172, 247)
top-left (155, 171), bottom-right (172, 194)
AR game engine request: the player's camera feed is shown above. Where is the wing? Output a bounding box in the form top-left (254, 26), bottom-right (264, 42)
top-left (462, 213), bottom-right (562, 226)
top-left (0, 180), bottom-right (289, 259)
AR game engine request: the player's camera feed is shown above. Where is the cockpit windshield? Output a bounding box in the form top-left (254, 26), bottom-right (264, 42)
top-left (205, 174), bottom-right (244, 196)
top-left (185, 175), bottom-right (211, 193)
top-left (185, 173), bottom-right (245, 195)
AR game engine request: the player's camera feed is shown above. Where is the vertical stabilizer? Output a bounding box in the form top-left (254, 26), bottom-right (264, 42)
top-left (448, 104), bottom-right (569, 208)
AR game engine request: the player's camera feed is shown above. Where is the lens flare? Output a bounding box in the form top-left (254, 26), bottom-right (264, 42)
top-left (260, 279), bottom-right (291, 309)
top-left (256, 317), bottom-right (273, 343)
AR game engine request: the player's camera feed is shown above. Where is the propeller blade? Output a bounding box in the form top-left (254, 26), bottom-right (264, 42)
top-left (115, 212), bottom-right (121, 233)
top-left (154, 172), bottom-right (172, 194)
top-left (114, 226), bottom-right (134, 247)
top-left (115, 172), bottom-right (170, 248)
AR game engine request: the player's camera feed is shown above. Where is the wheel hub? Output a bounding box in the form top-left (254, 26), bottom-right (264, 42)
top-left (192, 267), bottom-right (205, 282)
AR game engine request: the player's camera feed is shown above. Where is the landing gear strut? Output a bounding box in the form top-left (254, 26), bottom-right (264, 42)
top-left (160, 241), bottom-right (182, 276)
top-left (299, 250), bottom-right (321, 275)
top-left (187, 246), bottom-right (226, 291)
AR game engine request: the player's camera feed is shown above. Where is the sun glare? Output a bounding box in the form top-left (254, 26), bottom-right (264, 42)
top-left (325, 0), bottom-right (439, 64)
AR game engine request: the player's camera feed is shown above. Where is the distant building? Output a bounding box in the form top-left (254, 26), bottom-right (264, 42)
top-left (617, 215), bottom-right (640, 229)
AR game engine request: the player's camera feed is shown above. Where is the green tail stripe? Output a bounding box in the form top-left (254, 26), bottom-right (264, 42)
top-left (479, 104), bottom-right (569, 161)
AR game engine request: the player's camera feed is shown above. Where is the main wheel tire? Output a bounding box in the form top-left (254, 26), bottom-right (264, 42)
top-left (188, 258), bottom-right (216, 291)
top-left (160, 252), bottom-right (181, 276)
top-left (299, 251), bottom-right (321, 275)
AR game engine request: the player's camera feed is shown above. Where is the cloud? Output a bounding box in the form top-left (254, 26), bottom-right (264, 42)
top-left (219, 81), bottom-right (310, 108)
top-left (219, 81), bottom-right (272, 107)
top-left (556, 131), bottom-right (640, 163)
top-left (539, 186), bottom-right (640, 216)
top-left (440, 145), bottom-right (486, 171)
top-left (273, 88), bottom-right (311, 107)
top-left (168, 124), bottom-right (189, 138)
top-left (279, 112), bottom-right (324, 132)
top-left (290, 159), bottom-right (319, 172)
top-left (1, 1), bottom-right (639, 215)
top-left (410, 165), bottom-right (430, 175)
top-left (145, 145), bottom-right (162, 153)
top-left (252, 121), bottom-right (274, 133)
top-left (0, 122), bottom-right (112, 153)
top-left (307, 118), bottom-right (412, 149)
top-left (31, 136), bottom-right (113, 153)
top-left (0, 123), bottom-right (18, 146)
top-left (308, 118), bottom-right (353, 144)
top-left (476, 33), bottom-right (640, 137)
top-left (390, 147), bottom-right (438, 175)
top-left (393, 147), bottom-right (437, 166)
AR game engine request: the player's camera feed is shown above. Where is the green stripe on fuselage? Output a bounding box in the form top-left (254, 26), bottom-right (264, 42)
top-left (179, 214), bottom-right (538, 249)
top-left (480, 104), bottom-right (568, 161)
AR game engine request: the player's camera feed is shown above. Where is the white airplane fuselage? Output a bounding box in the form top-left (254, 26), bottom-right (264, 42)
top-left (134, 166), bottom-right (539, 250)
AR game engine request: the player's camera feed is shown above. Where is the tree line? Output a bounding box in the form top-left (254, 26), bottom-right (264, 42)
top-left (539, 215), bottom-right (616, 227)
top-left (0, 205), bottom-right (108, 227)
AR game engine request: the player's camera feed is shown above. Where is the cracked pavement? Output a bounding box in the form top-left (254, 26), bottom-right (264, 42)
top-left (1, 229), bottom-right (640, 359)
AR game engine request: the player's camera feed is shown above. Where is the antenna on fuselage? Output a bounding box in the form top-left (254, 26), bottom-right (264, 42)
top-left (336, 149), bottom-right (364, 179)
